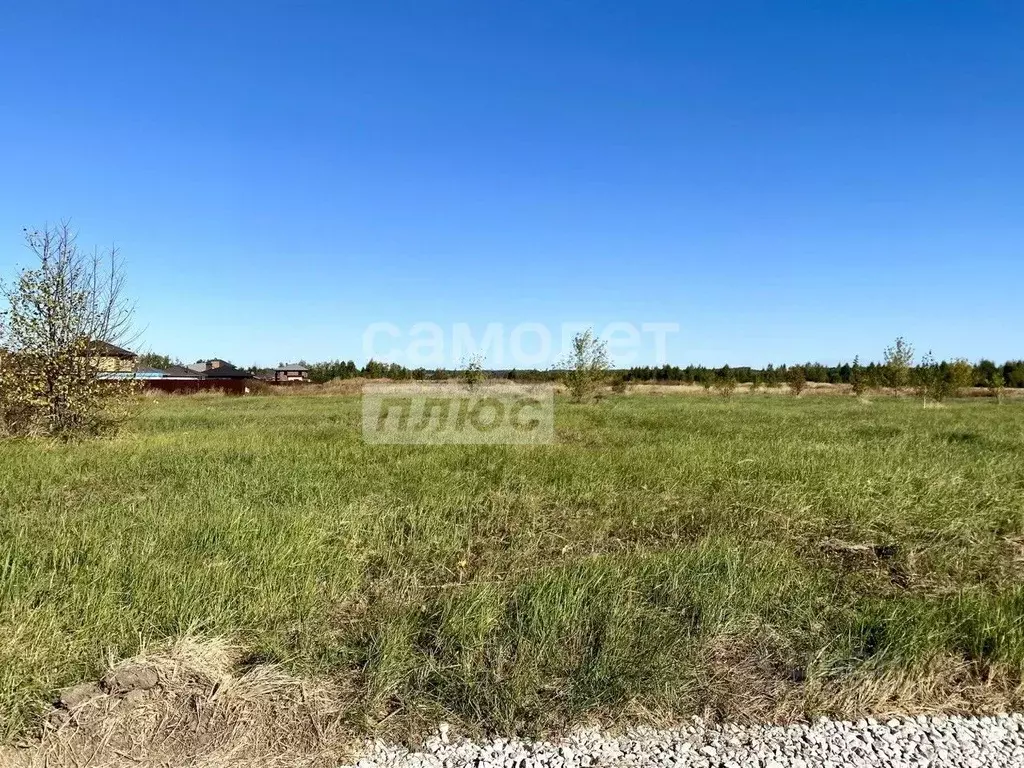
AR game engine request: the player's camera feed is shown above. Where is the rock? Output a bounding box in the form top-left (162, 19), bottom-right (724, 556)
top-left (334, 713), bottom-right (1024, 768)
top-left (102, 664), bottom-right (159, 693)
top-left (57, 681), bottom-right (102, 710)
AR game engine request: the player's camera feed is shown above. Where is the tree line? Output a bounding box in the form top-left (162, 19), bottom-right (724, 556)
top-left (300, 355), bottom-right (1024, 389)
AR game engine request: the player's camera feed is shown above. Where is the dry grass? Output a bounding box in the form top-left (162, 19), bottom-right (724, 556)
top-left (7, 637), bottom-right (355, 768)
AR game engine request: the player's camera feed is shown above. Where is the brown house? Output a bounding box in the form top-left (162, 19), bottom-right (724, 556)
top-left (274, 364), bottom-right (309, 383)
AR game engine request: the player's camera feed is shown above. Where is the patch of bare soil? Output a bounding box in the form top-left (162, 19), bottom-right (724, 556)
top-left (4, 637), bottom-right (355, 768)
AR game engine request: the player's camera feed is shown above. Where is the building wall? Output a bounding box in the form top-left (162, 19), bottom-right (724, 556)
top-left (94, 355), bottom-right (135, 372)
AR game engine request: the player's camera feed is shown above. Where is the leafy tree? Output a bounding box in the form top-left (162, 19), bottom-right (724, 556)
top-left (786, 366), bottom-right (807, 396)
top-left (948, 359), bottom-right (974, 398)
top-left (990, 371), bottom-right (1005, 403)
top-left (137, 352), bottom-right (175, 370)
top-left (976, 359), bottom-right (998, 387)
top-left (363, 359), bottom-right (387, 378)
top-left (1006, 361), bottom-right (1024, 388)
top-left (558, 328), bottom-right (612, 403)
top-left (882, 337), bottom-right (914, 396)
top-left (307, 359), bottom-right (359, 383)
top-left (0, 222), bottom-right (136, 437)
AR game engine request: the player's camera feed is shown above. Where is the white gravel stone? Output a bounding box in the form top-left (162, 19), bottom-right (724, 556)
top-left (337, 714), bottom-right (1024, 768)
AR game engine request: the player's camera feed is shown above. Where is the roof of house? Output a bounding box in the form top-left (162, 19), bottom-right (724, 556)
top-left (276, 364), bottom-right (309, 372)
top-left (98, 368), bottom-right (166, 380)
top-left (163, 365), bottom-right (203, 378)
top-left (200, 362), bottom-right (253, 380)
top-left (86, 340), bottom-right (137, 359)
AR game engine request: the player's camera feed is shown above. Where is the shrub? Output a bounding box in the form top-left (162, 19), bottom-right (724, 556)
top-left (558, 329), bottom-right (612, 403)
top-left (916, 353), bottom-right (975, 403)
top-left (990, 372), bottom-right (1006, 403)
top-left (850, 356), bottom-right (868, 397)
top-left (713, 374), bottom-right (737, 397)
top-left (786, 366), bottom-right (807, 396)
top-left (461, 354), bottom-right (487, 390)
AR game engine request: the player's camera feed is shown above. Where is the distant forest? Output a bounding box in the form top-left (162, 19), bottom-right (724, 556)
top-left (297, 358), bottom-right (1024, 388)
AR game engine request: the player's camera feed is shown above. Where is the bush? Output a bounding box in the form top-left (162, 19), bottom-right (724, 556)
top-left (990, 372), bottom-right (1006, 403)
top-left (713, 374), bottom-right (737, 397)
top-left (916, 353), bottom-right (975, 403)
top-left (461, 354), bottom-right (486, 390)
top-left (786, 366), bottom-right (807, 396)
top-left (558, 329), bottom-right (612, 403)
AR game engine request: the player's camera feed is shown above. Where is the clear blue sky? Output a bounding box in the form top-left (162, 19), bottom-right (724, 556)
top-left (1, 1), bottom-right (1021, 368)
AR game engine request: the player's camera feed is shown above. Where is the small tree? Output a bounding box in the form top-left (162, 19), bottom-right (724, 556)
top-left (915, 350), bottom-right (937, 404)
top-left (461, 353), bottom-right (486, 390)
top-left (713, 372), bottom-right (737, 397)
top-left (786, 366), bottom-right (807, 396)
top-left (0, 222), bottom-right (136, 437)
top-left (850, 356), bottom-right (868, 397)
top-left (948, 359), bottom-right (974, 398)
top-left (882, 336), bottom-right (914, 396)
top-left (990, 372), bottom-right (1005, 404)
top-left (559, 329), bottom-right (612, 403)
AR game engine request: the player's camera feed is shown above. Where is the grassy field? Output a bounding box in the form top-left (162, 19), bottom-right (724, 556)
top-left (0, 392), bottom-right (1022, 740)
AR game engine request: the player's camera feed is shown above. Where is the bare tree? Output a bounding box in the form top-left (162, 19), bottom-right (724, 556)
top-left (0, 222), bottom-right (137, 436)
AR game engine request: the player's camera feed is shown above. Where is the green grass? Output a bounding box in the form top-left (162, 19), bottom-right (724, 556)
top-left (1, 393), bottom-right (1022, 738)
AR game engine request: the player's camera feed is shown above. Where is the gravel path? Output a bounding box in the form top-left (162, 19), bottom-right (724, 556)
top-left (344, 714), bottom-right (1024, 768)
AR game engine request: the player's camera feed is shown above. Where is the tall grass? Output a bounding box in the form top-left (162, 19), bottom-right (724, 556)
top-left (0, 394), bottom-right (1022, 738)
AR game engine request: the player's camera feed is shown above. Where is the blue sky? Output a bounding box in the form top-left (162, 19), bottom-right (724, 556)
top-left (1, 1), bottom-right (1021, 368)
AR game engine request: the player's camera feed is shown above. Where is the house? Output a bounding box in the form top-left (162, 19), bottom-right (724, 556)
top-left (186, 359), bottom-right (253, 380)
top-left (84, 340), bottom-right (137, 372)
top-left (273, 364), bottom-right (310, 384)
top-left (161, 365), bottom-right (203, 379)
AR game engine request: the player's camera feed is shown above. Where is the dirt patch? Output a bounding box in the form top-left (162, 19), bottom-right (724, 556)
top-left (9, 637), bottom-right (356, 768)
